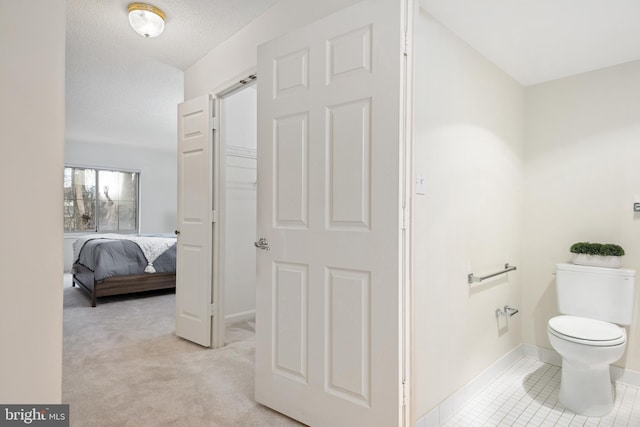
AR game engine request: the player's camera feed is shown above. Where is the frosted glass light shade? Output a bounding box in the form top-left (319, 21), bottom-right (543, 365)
top-left (128, 3), bottom-right (165, 38)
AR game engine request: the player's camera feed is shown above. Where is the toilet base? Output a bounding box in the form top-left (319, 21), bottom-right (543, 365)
top-left (559, 360), bottom-right (614, 417)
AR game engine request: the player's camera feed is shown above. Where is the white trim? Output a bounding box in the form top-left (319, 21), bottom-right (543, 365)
top-left (416, 343), bottom-right (640, 427)
top-left (611, 364), bottom-right (640, 388)
top-left (524, 343), bottom-right (640, 388)
top-left (210, 94), bottom-right (224, 348)
top-left (64, 163), bottom-right (141, 174)
top-left (211, 66), bottom-right (257, 99)
top-left (402, 0), bottom-right (415, 425)
top-left (417, 345), bottom-right (524, 427)
top-left (214, 74), bottom-right (259, 346)
top-left (224, 309), bottom-right (256, 324)
top-left (523, 342), bottom-right (562, 366)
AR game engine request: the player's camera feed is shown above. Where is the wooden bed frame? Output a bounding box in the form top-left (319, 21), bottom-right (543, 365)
top-left (72, 263), bottom-right (176, 307)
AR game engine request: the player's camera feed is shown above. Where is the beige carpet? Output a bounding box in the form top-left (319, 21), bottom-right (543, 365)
top-left (62, 274), bottom-right (304, 427)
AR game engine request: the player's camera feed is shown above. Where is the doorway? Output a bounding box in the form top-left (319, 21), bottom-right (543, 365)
top-left (218, 82), bottom-right (258, 329)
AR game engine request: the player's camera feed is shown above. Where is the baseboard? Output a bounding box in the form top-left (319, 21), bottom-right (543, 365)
top-left (416, 344), bottom-right (524, 427)
top-left (523, 343), bottom-right (640, 388)
top-left (522, 343), bottom-right (561, 366)
top-left (611, 365), bottom-right (640, 388)
top-left (415, 343), bottom-right (640, 427)
top-left (224, 309), bottom-right (256, 324)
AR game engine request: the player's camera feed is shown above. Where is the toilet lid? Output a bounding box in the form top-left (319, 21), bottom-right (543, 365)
top-left (548, 315), bottom-right (624, 344)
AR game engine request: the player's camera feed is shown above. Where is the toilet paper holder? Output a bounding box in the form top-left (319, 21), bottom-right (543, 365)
top-left (496, 305), bottom-right (519, 318)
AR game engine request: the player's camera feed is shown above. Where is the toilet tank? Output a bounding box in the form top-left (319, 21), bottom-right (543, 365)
top-left (556, 263), bottom-right (636, 325)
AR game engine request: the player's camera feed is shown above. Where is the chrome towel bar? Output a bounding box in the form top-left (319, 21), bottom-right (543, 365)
top-left (468, 263), bottom-right (517, 284)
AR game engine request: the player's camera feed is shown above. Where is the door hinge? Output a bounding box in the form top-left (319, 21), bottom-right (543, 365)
top-left (401, 207), bottom-right (407, 230)
top-left (403, 32), bottom-right (411, 56)
top-left (211, 210), bottom-right (217, 223)
top-left (210, 117), bottom-right (218, 130)
top-left (208, 302), bottom-right (217, 317)
top-left (402, 380), bottom-right (406, 407)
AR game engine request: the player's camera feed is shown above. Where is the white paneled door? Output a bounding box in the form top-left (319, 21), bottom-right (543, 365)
top-left (176, 95), bottom-right (218, 348)
top-left (255, 0), bottom-right (408, 426)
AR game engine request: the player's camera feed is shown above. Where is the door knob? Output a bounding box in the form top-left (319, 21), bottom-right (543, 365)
top-left (254, 237), bottom-right (270, 250)
top-left (174, 230), bottom-right (180, 235)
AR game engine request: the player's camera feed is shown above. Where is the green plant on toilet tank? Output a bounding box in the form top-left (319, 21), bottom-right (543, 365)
top-left (570, 242), bottom-right (625, 268)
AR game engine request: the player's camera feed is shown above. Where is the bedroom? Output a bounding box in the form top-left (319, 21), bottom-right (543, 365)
top-left (57, 0), bottom-right (269, 423)
top-left (61, 0), bottom-right (269, 306)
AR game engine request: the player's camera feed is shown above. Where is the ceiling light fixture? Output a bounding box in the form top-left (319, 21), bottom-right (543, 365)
top-left (127, 3), bottom-right (166, 38)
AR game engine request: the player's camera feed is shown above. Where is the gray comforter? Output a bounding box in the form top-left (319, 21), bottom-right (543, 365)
top-left (74, 238), bottom-right (176, 281)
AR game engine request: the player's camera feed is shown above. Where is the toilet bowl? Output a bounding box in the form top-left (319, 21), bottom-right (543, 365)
top-left (548, 263), bottom-right (636, 416)
top-left (547, 315), bottom-right (626, 416)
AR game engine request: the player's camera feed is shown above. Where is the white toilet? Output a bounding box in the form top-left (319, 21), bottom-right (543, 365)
top-left (547, 263), bottom-right (636, 416)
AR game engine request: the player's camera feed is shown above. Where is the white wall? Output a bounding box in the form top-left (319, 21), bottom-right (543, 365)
top-left (413, 9), bottom-right (525, 418)
top-left (63, 140), bottom-right (177, 271)
top-left (0, 0), bottom-right (65, 402)
top-left (522, 60), bottom-right (640, 372)
top-left (223, 86), bottom-right (257, 321)
top-left (184, 0), bottom-right (361, 99)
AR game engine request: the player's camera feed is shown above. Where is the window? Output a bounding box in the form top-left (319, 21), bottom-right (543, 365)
top-left (64, 167), bottom-right (139, 233)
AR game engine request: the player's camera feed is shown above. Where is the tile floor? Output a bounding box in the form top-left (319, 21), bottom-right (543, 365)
top-left (442, 357), bottom-right (640, 426)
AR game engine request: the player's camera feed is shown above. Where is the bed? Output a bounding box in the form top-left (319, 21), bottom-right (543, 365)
top-left (71, 234), bottom-right (177, 307)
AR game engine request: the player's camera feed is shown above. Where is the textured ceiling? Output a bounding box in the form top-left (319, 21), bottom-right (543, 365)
top-left (66, 0), bottom-right (279, 71)
top-left (65, 0), bottom-right (278, 151)
top-left (67, 0), bottom-right (640, 152)
top-left (420, 0), bottom-right (640, 86)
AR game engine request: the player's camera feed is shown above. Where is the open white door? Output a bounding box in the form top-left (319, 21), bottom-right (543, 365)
top-left (255, 0), bottom-right (408, 425)
top-left (176, 95), bottom-right (221, 348)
